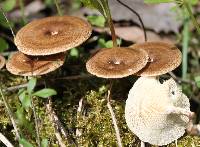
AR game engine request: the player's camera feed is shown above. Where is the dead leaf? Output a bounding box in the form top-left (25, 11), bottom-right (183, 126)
top-left (80, 0), bottom-right (182, 33)
top-left (94, 26), bottom-right (175, 44)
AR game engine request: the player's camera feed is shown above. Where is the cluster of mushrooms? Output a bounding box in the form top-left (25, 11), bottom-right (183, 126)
top-left (86, 41), bottom-right (194, 146)
top-left (0, 14), bottom-right (196, 146)
top-left (5, 16), bottom-right (92, 76)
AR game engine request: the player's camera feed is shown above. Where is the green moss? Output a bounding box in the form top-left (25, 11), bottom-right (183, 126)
top-left (0, 71), bottom-right (200, 146)
top-left (75, 89), bottom-right (138, 146)
top-left (168, 135), bottom-right (200, 147)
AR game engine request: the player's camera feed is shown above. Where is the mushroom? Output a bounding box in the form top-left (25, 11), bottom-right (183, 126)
top-left (86, 47), bottom-right (149, 78)
top-left (14, 16), bottom-right (92, 56)
top-left (0, 54), bottom-right (6, 70)
top-left (125, 76), bottom-right (192, 146)
top-left (6, 51), bottom-right (66, 76)
top-left (130, 42), bottom-right (182, 76)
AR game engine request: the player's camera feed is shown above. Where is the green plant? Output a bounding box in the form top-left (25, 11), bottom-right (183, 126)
top-left (81, 0), bottom-right (117, 47)
top-left (17, 78), bottom-right (57, 146)
top-left (87, 15), bottom-right (106, 27)
top-left (145, 0), bottom-right (199, 79)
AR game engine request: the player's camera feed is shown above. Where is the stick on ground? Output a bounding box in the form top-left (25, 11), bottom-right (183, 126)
top-left (107, 83), bottom-right (122, 147)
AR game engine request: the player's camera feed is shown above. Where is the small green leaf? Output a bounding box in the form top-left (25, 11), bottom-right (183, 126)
top-left (1, 0), bottom-right (16, 12)
top-left (190, 0), bottom-right (198, 5)
top-left (0, 13), bottom-right (14, 28)
top-left (33, 88), bottom-right (57, 98)
top-left (81, 0), bottom-right (106, 17)
top-left (195, 76), bottom-right (200, 88)
top-left (19, 138), bottom-right (33, 147)
top-left (144, 0), bottom-right (174, 3)
top-left (19, 90), bottom-right (31, 109)
top-left (16, 107), bottom-right (26, 125)
top-left (16, 106), bottom-right (34, 133)
top-left (70, 48), bottom-right (79, 58)
top-left (0, 38), bottom-right (8, 52)
top-left (45, 0), bottom-right (54, 6)
top-left (105, 40), bottom-right (114, 48)
top-left (87, 15), bottom-right (106, 27)
top-left (98, 38), bottom-right (121, 48)
top-left (27, 78), bottom-right (37, 94)
top-left (41, 138), bottom-right (49, 147)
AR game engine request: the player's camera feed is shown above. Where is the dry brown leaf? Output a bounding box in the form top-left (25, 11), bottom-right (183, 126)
top-left (81, 0), bottom-right (182, 33)
top-left (94, 26), bottom-right (175, 43)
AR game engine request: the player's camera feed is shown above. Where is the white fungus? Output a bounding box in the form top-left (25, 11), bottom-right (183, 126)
top-left (125, 77), bottom-right (190, 146)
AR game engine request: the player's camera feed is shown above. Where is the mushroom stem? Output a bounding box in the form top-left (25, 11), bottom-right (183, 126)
top-left (175, 140), bottom-right (178, 147)
top-left (106, 82), bottom-right (122, 147)
top-left (140, 141), bottom-right (145, 147)
top-left (104, 1), bottom-right (118, 47)
top-left (108, 20), bottom-right (117, 47)
top-left (0, 87), bottom-right (21, 141)
top-left (115, 0), bottom-right (147, 42)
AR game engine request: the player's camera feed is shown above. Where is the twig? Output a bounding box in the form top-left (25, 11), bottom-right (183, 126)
top-left (5, 83), bottom-right (29, 92)
top-left (107, 82), bottom-right (122, 147)
top-left (175, 140), bottom-right (178, 147)
top-left (55, 74), bottom-right (93, 80)
top-left (168, 72), bottom-right (196, 86)
top-left (168, 72), bottom-right (200, 105)
top-left (46, 98), bottom-right (66, 147)
top-left (76, 98), bottom-right (84, 137)
top-left (5, 74), bottom-right (94, 92)
top-left (116, 0), bottom-right (147, 42)
top-left (0, 6), bottom-right (15, 38)
top-left (46, 98), bottom-right (78, 146)
top-left (31, 96), bottom-right (41, 147)
top-left (0, 133), bottom-right (14, 147)
top-left (0, 87), bottom-right (20, 140)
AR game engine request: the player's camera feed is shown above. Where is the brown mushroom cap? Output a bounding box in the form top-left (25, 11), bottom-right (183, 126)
top-left (0, 54), bottom-right (6, 70)
top-left (6, 51), bottom-right (66, 76)
top-left (14, 16), bottom-right (92, 56)
top-left (86, 47), bottom-right (148, 78)
top-left (130, 42), bottom-right (182, 76)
